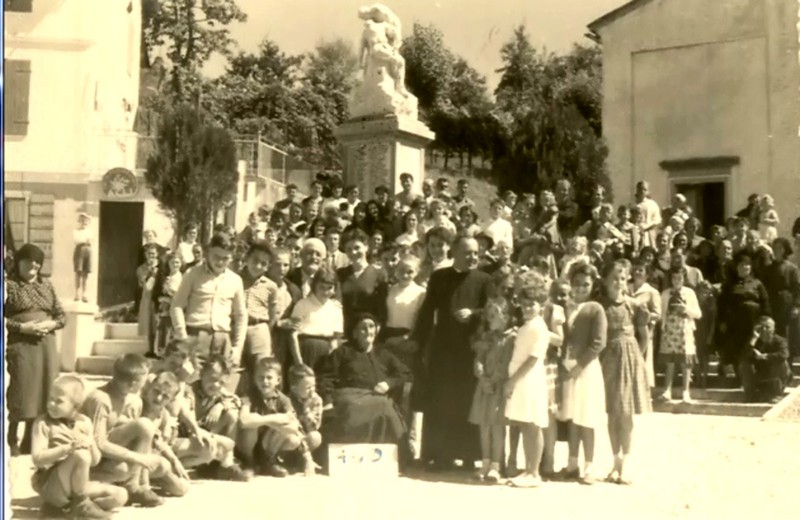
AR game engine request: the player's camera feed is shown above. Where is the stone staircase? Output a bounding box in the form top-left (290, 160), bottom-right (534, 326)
top-left (653, 359), bottom-right (800, 417)
top-left (74, 323), bottom-right (147, 377)
top-left (67, 325), bottom-right (799, 419)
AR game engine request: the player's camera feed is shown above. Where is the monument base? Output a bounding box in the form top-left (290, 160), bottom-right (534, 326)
top-left (335, 116), bottom-right (435, 198)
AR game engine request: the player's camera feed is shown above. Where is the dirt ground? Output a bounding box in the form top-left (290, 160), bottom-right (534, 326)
top-left (6, 413), bottom-right (800, 520)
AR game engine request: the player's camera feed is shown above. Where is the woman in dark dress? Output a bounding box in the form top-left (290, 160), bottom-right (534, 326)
top-left (716, 250), bottom-right (771, 384)
top-left (4, 244), bottom-right (66, 455)
top-left (338, 229), bottom-right (389, 336)
top-left (319, 313), bottom-right (410, 456)
top-left (763, 238), bottom-right (800, 360)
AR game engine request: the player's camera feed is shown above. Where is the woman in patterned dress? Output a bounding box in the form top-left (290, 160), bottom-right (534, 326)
top-left (659, 268), bottom-right (702, 403)
top-left (4, 244), bottom-right (66, 455)
top-left (598, 260), bottom-right (652, 485)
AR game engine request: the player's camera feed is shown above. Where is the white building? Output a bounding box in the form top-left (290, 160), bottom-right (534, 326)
top-left (4, 0), bottom-right (175, 310)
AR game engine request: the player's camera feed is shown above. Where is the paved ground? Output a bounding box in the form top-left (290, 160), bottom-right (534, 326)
top-left (6, 413), bottom-right (800, 520)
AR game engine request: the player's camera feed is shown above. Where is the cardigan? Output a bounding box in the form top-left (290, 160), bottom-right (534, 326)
top-left (565, 300), bottom-right (608, 368)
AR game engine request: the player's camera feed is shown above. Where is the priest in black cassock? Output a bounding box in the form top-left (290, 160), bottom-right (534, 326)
top-left (413, 236), bottom-right (492, 470)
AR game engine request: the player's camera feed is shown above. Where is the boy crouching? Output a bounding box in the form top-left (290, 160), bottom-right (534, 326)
top-left (32, 375), bottom-right (128, 519)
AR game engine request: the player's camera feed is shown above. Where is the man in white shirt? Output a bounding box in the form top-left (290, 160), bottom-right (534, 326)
top-left (483, 198), bottom-right (514, 251)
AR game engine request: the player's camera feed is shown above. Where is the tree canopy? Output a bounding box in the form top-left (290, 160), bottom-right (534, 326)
top-left (493, 25), bottom-right (609, 217)
top-left (144, 104), bottom-right (239, 241)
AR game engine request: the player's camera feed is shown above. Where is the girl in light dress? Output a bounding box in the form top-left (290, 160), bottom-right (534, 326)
top-left (559, 262), bottom-right (607, 485)
top-left (503, 270), bottom-right (552, 488)
top-left (759, 194), bottom-right (779, 244)
top-left (629, 258), bottom-right (661, 389)
top-left (468, 297), bottom-right (515, 483)
top-left (540, 279), bottom-right (569, 479)
top-left (659, 267), bottom-right (702, 403)
top-left (153, 253), bottom-right (183, 358)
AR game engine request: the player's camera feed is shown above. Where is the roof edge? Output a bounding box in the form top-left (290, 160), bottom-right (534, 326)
top-left (587, 0), bottom-right (658, 32)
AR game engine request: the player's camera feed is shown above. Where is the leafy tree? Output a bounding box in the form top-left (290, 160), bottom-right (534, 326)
top-left (401, 23), bottom-right (455, 115)
top-left (142, 0), bottom-right (247, 100)
top-left (494, 27), bottom-right (609, 217)
top-left (201, 38), bottom-right (359, 168)
top-left (201, 39), bottom-right (304, 142)
top-left (144, 104), bottom-right (239, 242)
top-left (401, 24), bottom-right (493, 170)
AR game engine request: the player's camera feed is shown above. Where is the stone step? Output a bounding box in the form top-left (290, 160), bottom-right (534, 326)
top-left (75, 356), bottom-right (116, 376)
top-left (92, 339), bottom-right (148, 357)
top-left (653, 399), bottom-right (771, 418)
top-left (60, 372), bottom-right (111, 391)
top-left (105, 322), bottom-right (142, 340)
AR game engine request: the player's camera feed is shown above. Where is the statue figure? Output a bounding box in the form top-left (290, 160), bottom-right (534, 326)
top-left (350, 4), bottom-right (418, 119)
top-left (358, 4), bottom-right (408, 97)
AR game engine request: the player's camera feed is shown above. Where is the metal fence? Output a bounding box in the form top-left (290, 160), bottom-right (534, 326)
top-left (137, 134), bottom-right (318, 201)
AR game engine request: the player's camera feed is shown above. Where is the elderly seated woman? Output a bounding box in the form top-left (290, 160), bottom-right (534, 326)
top-left (739, 316), bottom-right (790, 403)
top-left (318, 313), bottom-right (411, 466)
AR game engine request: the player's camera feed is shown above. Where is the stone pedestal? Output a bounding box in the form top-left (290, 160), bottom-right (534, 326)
top-left (335, 116), bottom-right (435, 197)
top-left (60, 302), bottom-right (102, 371)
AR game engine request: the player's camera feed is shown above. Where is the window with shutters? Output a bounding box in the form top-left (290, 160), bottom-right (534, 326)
top-left (4, 0), bottom-right (33, 13)
top-left (4, 60), bottom-right (32, 136)
top-left (4, 194), bottom-right (30, 249)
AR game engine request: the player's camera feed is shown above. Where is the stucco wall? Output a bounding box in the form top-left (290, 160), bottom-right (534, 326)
top-left (596, 0), bottom-right (800, 232)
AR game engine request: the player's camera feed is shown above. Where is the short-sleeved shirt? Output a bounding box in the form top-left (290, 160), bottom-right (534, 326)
top-left (292, 295), bottom-right (343, 336)
top-left (80, 388), bottom-right (142, 441)
top-left (508, 316), bottom-right (549, 376)
top-left (33, 414), bottom-right (94, 469)
top-left (386, 283), bottom-right (426, 330)
top-left (290, 392), bottom-right (323, 433)
top-left (242, 387), bottom-right (296, 418)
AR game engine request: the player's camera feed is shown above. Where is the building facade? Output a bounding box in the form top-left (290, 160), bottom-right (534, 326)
top-left (588, 0), bottom-right (800, 235)
top-left (4, 0), bottom-right (175, 309)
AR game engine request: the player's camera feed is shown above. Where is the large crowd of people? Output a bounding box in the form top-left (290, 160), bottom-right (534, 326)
top-left (5, 173), bottom-right (800, 518)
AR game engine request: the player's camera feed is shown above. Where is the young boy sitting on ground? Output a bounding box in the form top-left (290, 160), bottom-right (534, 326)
top-left (287, 364), bottom-right (324, 476)
top-left (32, 375), bottom-right (129, 519)
top-left (236, 357), bottom-right (308, 477)
top-left (157, 340), bottom-right (250, 481)
top-left (192, 355), bottom-right (242, 440)
top-left (81, 354), bottom-right (175, 508)
top-left (140, 371), bottom-right (191, 497)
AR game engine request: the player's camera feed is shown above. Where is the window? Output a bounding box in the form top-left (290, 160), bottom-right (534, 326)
top-left (4, 0), bottom-right (33, 13)
top-left (4, 60), bottom-right (32, 136)
top-left (4, 194), bottom-right (30, 251)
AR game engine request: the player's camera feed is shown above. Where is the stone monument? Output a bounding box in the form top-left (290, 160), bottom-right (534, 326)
top-left (335, 4), bottom-right (435, 198)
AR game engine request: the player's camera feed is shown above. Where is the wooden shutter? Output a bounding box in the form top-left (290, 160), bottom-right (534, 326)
top-left (4, 60), bottom-right (32, 136)
top-left (27, 194), bottom-right (54, 276)
top-left (4, 0), bottom-right (33, 13)
top-left (5, 198), bottom-right (28, 248)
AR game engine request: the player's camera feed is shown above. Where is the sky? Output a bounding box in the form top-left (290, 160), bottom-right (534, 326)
top-left (204, 0), bottom-right (626, 91)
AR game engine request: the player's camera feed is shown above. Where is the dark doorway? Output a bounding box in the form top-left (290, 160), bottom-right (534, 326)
top-left (98, 201), bottom-right (144, 308)
top-left (675, 182), bottom-right (725, 234)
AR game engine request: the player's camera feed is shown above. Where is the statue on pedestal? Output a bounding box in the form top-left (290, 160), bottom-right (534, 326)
top-left (350, 4), bottom-right (419, 120)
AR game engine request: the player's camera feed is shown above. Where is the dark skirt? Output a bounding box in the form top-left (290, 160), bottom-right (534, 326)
top-left (6, 329), bottom-right (59, 422)
top-left (381, 327), bottom-right (417, 375)
top-left (327, 388), bottom-right (407, 444)
top-left (297, 335), bottom-right (334, 374)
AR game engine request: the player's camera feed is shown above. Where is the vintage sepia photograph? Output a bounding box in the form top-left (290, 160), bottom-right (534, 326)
top-left (2, 0), bottom-right (800, 518)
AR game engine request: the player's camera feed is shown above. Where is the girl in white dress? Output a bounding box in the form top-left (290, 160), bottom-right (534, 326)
top-left (758, 194), bottom-right (779, 244)
top-left (559, 262), bottom-right (608, 485)
top-left (504, 270), bottom-right (551, 488)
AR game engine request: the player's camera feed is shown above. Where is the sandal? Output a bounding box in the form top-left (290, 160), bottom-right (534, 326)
top-left (615, 476), bottom-right (633, 485)
top-left (604, 472), bottom-right (619, 483)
